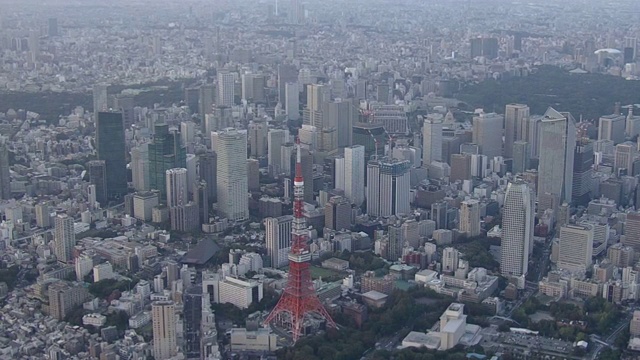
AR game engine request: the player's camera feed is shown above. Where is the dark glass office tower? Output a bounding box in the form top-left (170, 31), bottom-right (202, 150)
top-left (87, 160), bottom-right (107, 205)
top-left (96, 112), bottom-right (127, 200)
top-left (572, 139), bottom-right (594, 206)
top-left (198, 151), bottom-right (217, 203)
top-left (149, 123), bottom-right (187, 202)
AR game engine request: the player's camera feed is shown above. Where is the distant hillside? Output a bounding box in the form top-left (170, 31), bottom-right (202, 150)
top-left (457, 65), bottom-right (640, 120)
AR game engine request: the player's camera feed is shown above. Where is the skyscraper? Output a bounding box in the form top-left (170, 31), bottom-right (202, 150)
top-left (598, 114), bottom-right (626, 145)
top-left (199, 84), bottom-right (215, 130)
top-left (96, 112), bottom-right (127, 200)
top-left (54, 214), bottom-right (75, 264)
top-left (323, 99), bottom-right (356, 148)
top-left (422, 114), bottom-right (443, 167)
top-left (512, 141), bottom-right (530, 175)
top-left (505, 104), bottom-right (530, 158)
top-left (131, 144), bottom-right (150, 192)
top-left (558, 224), bottom-right (594, 272)
top-left (216, 129), bottom-right (249, 221)
top-left (623, 213), bottom-right (640, 252)
top-left (152, 301), bottom-right (177, 360)
top-left (35, 203), bottom-right (51, 228)
top-left (537, 107), bottom-right (576, 207)
top-left (614, 142), bottom-right (636, 174)
top-left (265, 215), bottom-right (293, 268)
top-left (87, 160), bottom-right (107, 206)
top-left (344, 145), bottom-right (365, 206)
top-left (459, 199), bottom-right (481, 237)
top-left (470, 37), bottom-right (499, 59)
top-left (366, 158), bottom-right (411, 217)
top-left (241, 73), bottom-right (266, 102)
top-left (501, 181), bottom-right (533, 285)
top-left (166, 168), bottom-right (188, 208)
top-left (278, 65), bottom-right (298, 107)
top-left (0, 137), bottom-right (11, 200)
top-left (473, 112), bottom-right (503, 159)
top-left (285, 82), bottom-right (300, 120)
top-left (249, 122), bottom-right (268, 158)
top-left (92, 84), bottom-right (109, 119)
top-left (148, 124), bottom-right (187, 202)
top-left (324, 196), bottom-right (351, 231)
top-left (217, 72), bottom-right (235, 107)
top-left (198, 151), bottom-right (217, 203)
top-left (268, 129), bottom-right (288, 176)
top-left (303, 84), bottom-right (330, 149)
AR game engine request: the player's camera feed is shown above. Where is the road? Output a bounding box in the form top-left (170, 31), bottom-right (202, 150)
top-left (590, 312), bottom-right (632, 360)
top-left (362, 326), bottom-right (410, 359)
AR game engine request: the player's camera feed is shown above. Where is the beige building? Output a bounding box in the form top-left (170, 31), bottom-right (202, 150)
top-left (558, 224), bottom-right (594, 272)
top-left (152, 301), bottom-right (177, 360)
top-left (48, 282), bottom-right (89, 320)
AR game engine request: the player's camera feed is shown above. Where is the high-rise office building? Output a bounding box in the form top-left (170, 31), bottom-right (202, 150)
top-left (572, 139), bottom-right (594, 205)
top-left (199, 84), bottom-right (215, 130)
top-left (247, 159), bottom-right (260, 192)
top-left (249, 122), bottom-right (268, 158)
top-left (96, 112), bottom-right (127, 200)
top-left (598, 114), bottom-right (626, 145)
top-left (166, 168), bottom-right (188, 208)
top-left (558, 224), bottom-right (594, 272)
top-left (114, 96), bottom-right (135, 127)
top-left (198, 151), bottom-right (217, 203)
top-left (35, 203), bottom-right (51, 228)
top-left (344, 145), bottom-right (365, 206)
top-left (54, 214), bottom-right (75, 263)
top-left (324, 196), bottom-right (351, 231)
top-left (366, 158), bottom-right (411, 217)
top-left (265, 215), bottom-right (292, 268)
top-left (501, 181), bottom-right (533, 283)
top-left (48, 18), bottom-right (59, 37)
top-left (278, 65), bottom-right (298, 107)
top-left (450, 153), bottom-right (472, 182)
top-left (370, 104), bottom-right (408, 134)
top-left (149, 124), bottom-right (187, 202)
top-left (512, 141), bottom-right (530, 174)
top-left (472, 112), bottom-right (503, 159)
top-left (422, 114), bottom-right (443, 167)
top-left (522, 115), bottom-right (543, 159)
top-left (217, 72), bottom-right (235, 107)
top-left (624, 213), bottom-right (640, 252)
top-left (537, 108), bottom-right (576, 207)
top-left (470, 37), bottom-right (499, 59)
top-left (131, 144), bottom-right (150, 192)
top-left (459, 199), bottom-right (481, 237)
top-left (87, 160), bottom-right (107, 207)
top-left (505, 104), bottom-right (530, 158)
top-left (217, 129), bottom-right (249, 221)
top-left (48, 282), bottom-right (89, 320)
top-left (92, 84), bottom-right (109, 119)
top-left (268, 129), bottom-right (288, 176)
top-left (241, 73), bottom-right (266, 102)
top-left (285, 82), bottom-right (300, 120)
top-left (614, 142), bottom-right (636, 174)
top-left (323, 99), bottom-right (356, 148)
top-left (303, 84), bottom-right (332, 151)
top-left (152, 301), bottom-right (177, 360)
top-left (0, 137), bottom-right (9, 200)
top-left (193, 180), bottom-right (209, 225)
top-left (442, 247), bottom-right (460, 273)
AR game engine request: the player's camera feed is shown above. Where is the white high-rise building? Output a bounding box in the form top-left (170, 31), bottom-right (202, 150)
top-left (422, 114), bottom-right (443, 167)
top-left (501, 181), bottom-right (534, 286)
top-left (217, 72), bottom-right (235, 107)
top-left (366, 158), bottom-right (411, 217)
top-left (459, 199), bottom-right (481, 237)
top-left (131, 144), bottom-right (150, 191)
top-left (166, 168), bottom-right (188, 208)
top-left (285, 82), bottom-right (300, 120)
top-left (598, 114), bottom-right (626, 145)
top-left (217, 129), bottom-right (249, 221)
top-left (558, 224), bottom-right (594, 272)
top-left (54, 214), bottom-right (75, 263)
top-left (442, 247), bottom-right (460, 273)
top-left (249, 122), bottom-right (268, 158)
top-left (92, 83), bottom-right (109, 120)
top-left (472, 112), bottom-right (503, 159)
top-left (265, 216), bottom-right (292, 268)
top-left (537, 107), bottom-right (576, 207)
top-left (268, 129), bottom-right (289, 176)
top-left (180, 121), bottom-right (196, 146)
top-left (152, 301), bottom-right (177, 360)
top-left (344, 145), bottom-right (365, 206)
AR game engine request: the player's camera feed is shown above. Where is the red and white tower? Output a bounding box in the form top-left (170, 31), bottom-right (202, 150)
top-left (264, 138), bottom-right (336, 342)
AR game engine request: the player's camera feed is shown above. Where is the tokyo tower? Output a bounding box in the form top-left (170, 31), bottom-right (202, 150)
top-left (264, 138), bottom-right (336, 342)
